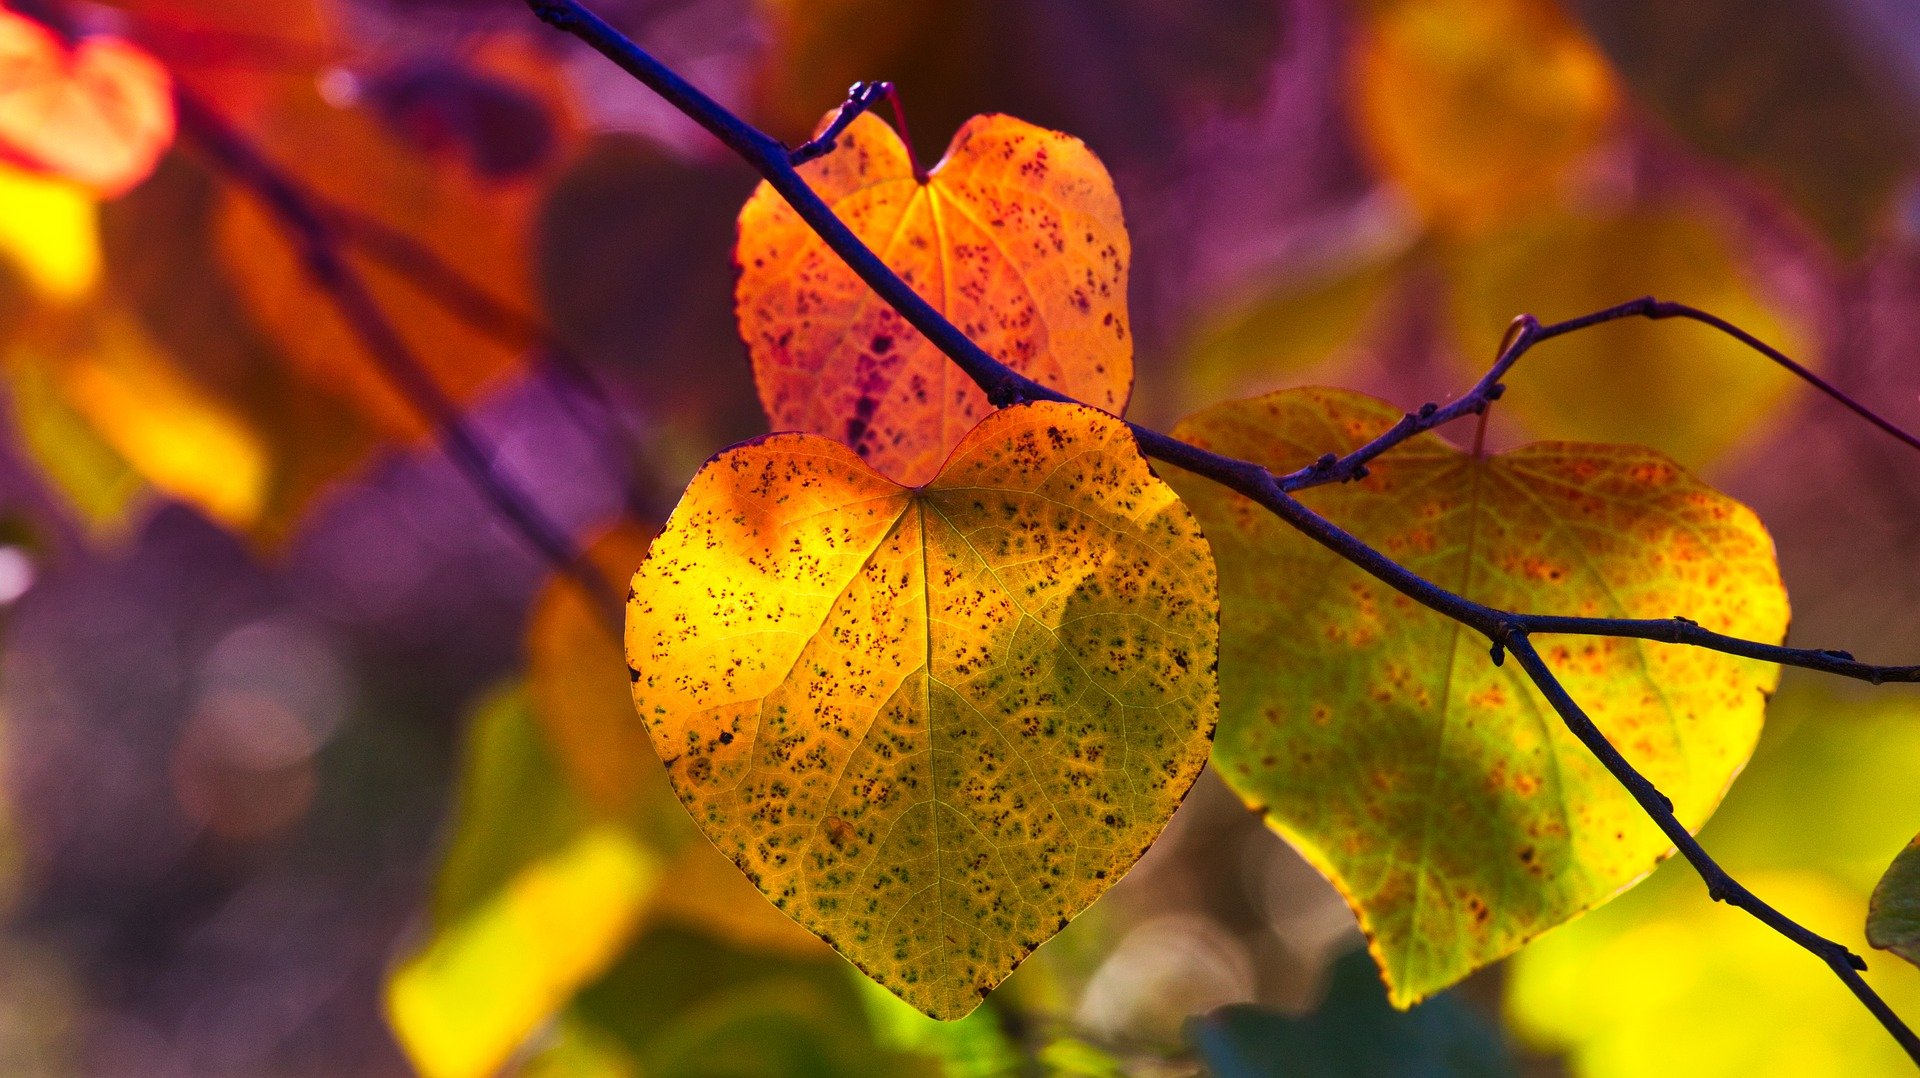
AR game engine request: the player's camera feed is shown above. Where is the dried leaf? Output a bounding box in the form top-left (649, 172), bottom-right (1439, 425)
top-left (736, 112), bottom-right (1131, 486)
top-left (1168, 386), bottom-right (1787, 1005)
top-left (626, 401), bottom-right (1217, 1018)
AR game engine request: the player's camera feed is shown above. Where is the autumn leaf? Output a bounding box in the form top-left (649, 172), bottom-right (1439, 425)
top-left (736, 111), bottom-right (1131, 486)
top-left (387, 686), bottom-right (666, 1078)
top-left (0, 8), bottom-right (173, 196)
top-left (1348, 0), bottom-right (1616, 233)
top-left (1870, 836), bottom-right (1920, 968)
top-left (625, 401), bottom-right (1217, 1019)
top-left (1166, 387), bottom-right (1787, 1006)
top-left (0, 163), bottom-right (100, 301)
top-left (1445, 207), bottom-right (1812, 472)
top-left (215, 70), bottom-right (558, 439)
top-left (528, 524), bottom-right (669, 820)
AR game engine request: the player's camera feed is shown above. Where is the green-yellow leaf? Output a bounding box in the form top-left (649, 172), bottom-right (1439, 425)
top-left (1167, 386), bottom-right (1787, 1006)
top-left (625, 400), bottom-right (1218, 1019)
top-left (1445, 207), bottom-right (1812, 472)
top-left (1869, 836), bottom-right (1920, 968)
top-left (386, 687), bottom-right (665, 1078)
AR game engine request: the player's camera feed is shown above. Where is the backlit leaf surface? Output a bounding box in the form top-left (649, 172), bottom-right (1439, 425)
top-left (1348, 0), bottom-right (1615, 233)
top-left (736, 112), bottom-right (1131, 486)
top-left (1869, 836), bottom-right (1920, 968)
top-left (1167, 387), bottom-right (1787, 1005)
top-left (626, 401), bottom-right (1217, 1018)
top-left (0, 10), bottom-right (173, 195)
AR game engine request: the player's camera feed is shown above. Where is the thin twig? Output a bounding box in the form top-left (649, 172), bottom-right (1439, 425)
top-left (1278, 297), bottom-right (1920, 493)
top-left (326, 203), bottom-right (663, 522)
top-left (787, 80), bottom-right (894, 166)
top-left (172, 87), bottom-right (622, 620)
top-left (520, 0), bottom-right (1920, 1057)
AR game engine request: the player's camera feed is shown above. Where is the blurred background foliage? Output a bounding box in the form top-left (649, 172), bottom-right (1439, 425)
top-left (0, 0), bottom-right (1917, 1073)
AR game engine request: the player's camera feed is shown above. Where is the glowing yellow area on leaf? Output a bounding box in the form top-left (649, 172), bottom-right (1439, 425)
top-left (736, 112), bottom-right (1132, 486)
top-left (386, 689), bottom-right (664, 1078)
top-left (627, 401), bottom-right (1217, 1019)
top-left (1168, 387), bottom-right (1787, 1007)
top-left (0, 164), bottom-right (99, 301)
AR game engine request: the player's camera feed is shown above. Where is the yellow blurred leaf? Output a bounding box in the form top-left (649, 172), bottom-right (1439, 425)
top-left (1349, 0), bottom-right (1616, 233)
top-left (4, 301), bottom-right (268, 529)
top-left (1167, 386), bottom-right (1787, 1005)
top-left (626, 401), bottom-right (1218, 1018)
top-left (736, 112), bottom-right (1131, 486)
top-left (1508, 686), bottom-right (1920, 1076)
top-left (387, 687), bottom-right (664, 1078)
top-left (0, 164), bottom-right (99, 302)
top-left (1446, 207), bottom-right (1812, 472)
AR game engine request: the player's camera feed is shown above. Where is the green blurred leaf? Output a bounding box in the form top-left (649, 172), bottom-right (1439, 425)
top-left (1187, 948), bottom-right (1514, 1078)
top-left (570, 925), bottom-right (930, 1078)
top-left (1179, 248), bottom-right (1406, 412)
top-left (1868, 836), bottom-right (1920, 967)
top-left (385, 686), bottom-right (665, 1078)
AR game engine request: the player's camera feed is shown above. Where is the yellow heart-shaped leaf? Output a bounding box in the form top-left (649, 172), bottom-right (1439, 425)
top-left (626, 400), bottom-right (1216, 1018)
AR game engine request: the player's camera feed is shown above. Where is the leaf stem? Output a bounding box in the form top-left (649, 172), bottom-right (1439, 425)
top-left (518, 0), bottom-right (1920, 1056)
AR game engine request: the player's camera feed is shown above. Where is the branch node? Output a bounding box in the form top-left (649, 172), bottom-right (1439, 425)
top-left (1417, 402), bottom-right (1438, 419)
top-left (1488, 641), bottom-right (1506, 667)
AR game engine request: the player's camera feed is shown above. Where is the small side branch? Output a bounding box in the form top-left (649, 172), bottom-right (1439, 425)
top-left (788, 81), bottom-right (895, 166)
top-left (1280, 297), bottom-right (1920, 493)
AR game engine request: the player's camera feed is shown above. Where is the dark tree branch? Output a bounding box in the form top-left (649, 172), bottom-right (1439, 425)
top-left (520, 0), bottom-right (1920, 1056)
top-left (172, 87), bottom-right (622, 619)
top-left (787, 80), bottom-right (895, 166)
top-left (325, 203), bottom-right (664, 522)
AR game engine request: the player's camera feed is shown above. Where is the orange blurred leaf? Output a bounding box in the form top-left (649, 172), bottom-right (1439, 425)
top-left (1168, 386), bottom-right (1787, 1005)
top-left (736, 111), bottom-right (1132, 486)
top-left (626, 401), bottom-right (1217, 1018)
top-left (0, 8), bottom-right (173, 195)
top-left (214, 76), bottom-right (551, 439)
top-left (1348, 0), bottom-right (1616, 233)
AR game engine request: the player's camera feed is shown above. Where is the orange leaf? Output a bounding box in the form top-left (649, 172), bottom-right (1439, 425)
top-left (0, 8), bottom-right (173, 195)
top-left (736, 111), bottom-right (1132, 486)
top-left (215, 82), bottom-right (541, 439)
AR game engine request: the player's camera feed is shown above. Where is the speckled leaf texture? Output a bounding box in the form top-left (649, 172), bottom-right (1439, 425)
top-left (1166, 387), bottom-right (1788, 1007)
top-left (735, 112), bottom-right (1132, 487)
top-left (1869, 835), bottom-right (1920, 967)
top-left (625, 401), bottom-right (1217, 1019)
